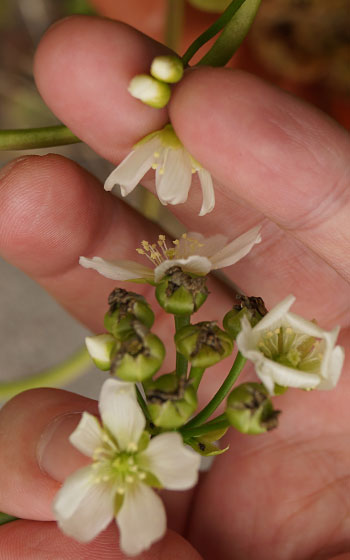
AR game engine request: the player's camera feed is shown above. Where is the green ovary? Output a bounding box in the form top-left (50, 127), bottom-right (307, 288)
top-left (258, 326), bottom-right (323, 373)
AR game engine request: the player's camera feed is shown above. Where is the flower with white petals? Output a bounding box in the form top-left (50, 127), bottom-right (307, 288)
top-left (79, 226), bottom-right (262, 284)
top-left (236, 295), bottom-right (345, 394)
top-left (54, 379), bottom-right (200, 557)
top-left (104, 124), bottom-right (215, 216)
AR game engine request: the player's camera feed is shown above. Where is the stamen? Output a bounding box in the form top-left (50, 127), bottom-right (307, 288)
top-left (127, 442), bottom-right (138, 452)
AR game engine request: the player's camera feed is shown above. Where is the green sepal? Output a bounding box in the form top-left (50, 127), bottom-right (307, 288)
top-left (142, 471), bottom-right (163, 488)
top-left (114, 493), bottom-right (125, 516)
top-left (137, 431), bottom-right (151, 452)
top-left (199, 426), bottom-right (228, 443)
top-left (187, 437), bottom-right (229, 456)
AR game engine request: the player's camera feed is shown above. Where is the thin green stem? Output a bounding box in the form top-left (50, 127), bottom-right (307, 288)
top-left (0, 347), bottom-right (91, 401)
top-left (136, 385), bottom-right (152, 422)
top-left (188, 366), bottom-right (205, 392)
top-left (165, 0), bottom-right (185, 51)
top-left (181, 417), bottom-right (229, 439)
top-left (197, 0), bottom-right (261, 67)
top-left (182, 0), bottom-right (247, 65)
top-left (0, 125), bottom-right (80, 151)
top-left (175, 314), bottom-right (190, 378)
top-left (181, 351), bottom-right (246, 429)
top-left (0, 512), bottom-right (18, 526)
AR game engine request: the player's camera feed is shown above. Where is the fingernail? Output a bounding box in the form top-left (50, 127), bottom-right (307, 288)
top-left (37, 412), bottom-right (90, 482)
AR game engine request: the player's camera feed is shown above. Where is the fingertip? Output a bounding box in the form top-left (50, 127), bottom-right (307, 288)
top-left (34, 16), bottom-right (170, 161)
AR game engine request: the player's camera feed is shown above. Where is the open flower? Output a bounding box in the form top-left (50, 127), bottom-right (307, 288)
top-left (79, 226), bottom-right (262, 284)
top-left (104, 124), bottom-right (215, 216)
top-left (236, 295), bottom-right (345, 394)
top-left (54, 379), bottom-right (200, 557)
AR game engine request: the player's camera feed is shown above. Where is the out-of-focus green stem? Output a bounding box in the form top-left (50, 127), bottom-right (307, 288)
top-left (165, 0), bottom-right (185, 51)
top-left (0, 125), bottom-right (80, 151)
top-left (0, 347), bottom-right (91, 401)
top-left (0, 512), bottom-right (18, 526)
top-left (197, 0), bottom-right (261, 66)
top-left (182, 0), bottom-right (247, 65)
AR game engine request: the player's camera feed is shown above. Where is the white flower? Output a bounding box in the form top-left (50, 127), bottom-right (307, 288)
top-left (79, 226), bottom-right (262, 284)
top-left (104, 124), bottom-right (215, 216)
top-left (53, 379), bottom-right (200, 557)
top-left (236, 295), bottom-right (345, 394)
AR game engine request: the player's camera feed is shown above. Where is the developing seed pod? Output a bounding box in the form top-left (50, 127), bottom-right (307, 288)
top-left (175, 321), bottom-right (233, 368)
top-left (156, 266), bottom-right (208, 315)
top-left (224, 295), bottom-right (267, 340)
top-left (104, 288), bottom-right (154, 339)
top-left (226, 382), bottom-right (280, 435)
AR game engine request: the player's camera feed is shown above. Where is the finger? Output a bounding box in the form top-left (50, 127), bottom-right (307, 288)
top-left (0, 387), bottom-right (194, 533)
top-left (169, 68), bottom-right (350, 282)
top-left (0, 522), bottom-right (202, 560)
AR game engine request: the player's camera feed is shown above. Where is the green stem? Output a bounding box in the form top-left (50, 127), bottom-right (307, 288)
top-left (0, 512), bottom-right (18, 526)
top-left (0, 125), bottom-right (80, 151)
top-left (181, 351), bottom-right (246, 429)
top-left (182, 0), bottom-right (247, 65)
top-left (165, 0), bottom-right (185, 51)
top-left (0, 347), bottom-right (91, 401)
top-left (136, 385), bottom-right (152, 422)
top-left (197, 0), bottom-right (261, 67)
top-left (181, 417), bottom-right (229, 439)
top-left (175, 315), bottom-right (190, 378)
top-left (188, 366), bottom-right (205, 391)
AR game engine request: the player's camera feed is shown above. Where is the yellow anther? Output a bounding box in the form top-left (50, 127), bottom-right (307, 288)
top-left (116, 487), bottom-right (125, 495)
top-left (138, 472), bottom-right (146, 480)
top-left (151, 163), bottom-right (158, 169)
top-left (125, 475), bottom-right (134, 484)
top-left (136, 248), bottom-right (145, 254)
top-left (154, 151), bottom-right (160, 158)
top-left (159, 168), bottom-right (165, 175)
top-left (127, 442), bottom-right (138, 452)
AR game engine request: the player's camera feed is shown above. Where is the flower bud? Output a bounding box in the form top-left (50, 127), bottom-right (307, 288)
top-left (128, 74), bottom-right (171, 108)
top-left (175, 321), bottom-right (233, 368)
top-left (104, 288), bottom-right (154, 338)
top-left (223, 295), bottom-right (267, 339)
top-left (150, 55), bottom-right (184, 83)
top-left (226, 382), bottom-right (280, 435)
top-left (111, 323), bottom-right (165, 382)
top-left (155, 266), bottom-right (208, 315)
top-left (144, 374), bottom-right (197, 429)
top-left (85, 333), bottom-right (116, 371)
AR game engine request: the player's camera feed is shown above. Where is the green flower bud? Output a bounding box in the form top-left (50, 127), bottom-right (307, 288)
top-left (111, 323), bottom-right (165, 382)
top-left (150, 55), bottom-right (184, 83)
top-left (128, 74), bottom-right (171, 108)
top-left (226, 382), bottom-right (280, 435)
top-left (175, 321), bottom-right (233, 368)
top-left (156, 266), bottom-right (208, 315)
top-left (104, 288), bottom-right (154, 338)
top-left (145, 374), bottom-right (197, 429)
top-left (85, 333), bottom-right (116, 371)
top-left (223, 295), bottom-right (267, 339)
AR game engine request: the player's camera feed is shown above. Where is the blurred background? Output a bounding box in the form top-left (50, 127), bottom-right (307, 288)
top-left (0, 0), bottom-right (349, 404)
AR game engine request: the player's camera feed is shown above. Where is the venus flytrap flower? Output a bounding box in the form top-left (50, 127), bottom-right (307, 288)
top-left (79, 226), bottom-right (262, 284)
top-left (104, 124), bottom-right (215, 216)
top-left (54, 378), bottom-right (200, 557)
top-left (236, 295), bottom-right (345, 395)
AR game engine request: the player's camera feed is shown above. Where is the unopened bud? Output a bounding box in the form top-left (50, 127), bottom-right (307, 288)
top-left (175, 321), bottom-right (233, 368)
top-left (128, 74), bottom-right (171, 108)
top-left (145, 373), bottom-right (197, 429)
top-left (224, 295), bottom-right (267, 339)
top-left (150, 55), bottom-right (184, 83)
top-left (226, 382), bottom-right (280, 435)
top-left (111, 324), bottom-right (165, 382)
top-left (104, 288), bottom-right (154, 338)
top-left (156, 266), bottom-right (208, 315)
top-left (85, 333), bottom-right (116, 371)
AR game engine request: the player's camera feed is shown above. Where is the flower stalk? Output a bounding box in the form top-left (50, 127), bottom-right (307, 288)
top-left (175, 314), bottom-right (190, 378)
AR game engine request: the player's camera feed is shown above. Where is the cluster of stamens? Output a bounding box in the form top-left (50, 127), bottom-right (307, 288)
top-left (90, 431), bottom-right (147, 494)
top-left (136, 234), bottom-right (204, 266)
top-left (258, 326), bottom-right (324, 372)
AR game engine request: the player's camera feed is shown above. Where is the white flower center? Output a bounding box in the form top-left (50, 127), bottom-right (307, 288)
top-left (258, 326), bottom-right (324, 372)
top-left (91, 431), bottom-right (147, 494)
top-left (136, 234), bottom-right (204, 267)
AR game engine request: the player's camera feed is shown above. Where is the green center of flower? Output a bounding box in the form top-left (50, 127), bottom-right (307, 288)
top-left (258, 326), bottom-right (324, 372)
top-left (91, 432), bottom-right (148, 494)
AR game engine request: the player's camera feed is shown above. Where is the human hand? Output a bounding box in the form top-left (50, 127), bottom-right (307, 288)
top-left (0, 16), bottom-right (349, 560)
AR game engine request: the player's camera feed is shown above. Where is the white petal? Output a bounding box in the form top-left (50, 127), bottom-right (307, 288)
top-left (210, 226), bottom-right (262, 269)
top-left (69, 412), bottom-right (103, 457)
top-left (250, 295), bottom-right (296, 334)
top-left (317, 345), bottom-right (345, 390)
top-left (141, 432), bottom-right (200, 490)
top-left (185, 232), bottom-right (228, 257)
top-left (156, 148), bottom-right (192, 205)
top-left (54, 466), bottom-right (114, 542)
top-left (117, 483), bottom-right (166, 556)
top-left (79, 256), bottom-right (154, 281)
top-left (198, 168), bottom-right (215, 216)
top-left (99, 379), bottom-right (145, 450)
top-left (104, 137), bottom-right (160, 195)
top-left (256, 357), bottom-right (321, 391)
top-left (154, 255), bottom-right (211, 282)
